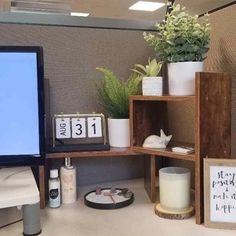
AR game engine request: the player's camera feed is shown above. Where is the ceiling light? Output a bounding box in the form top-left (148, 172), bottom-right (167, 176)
top-left (10, 0), bottom-right (71, 14)
top-left (70, 12), bottom-right (90, 17)
top-left (129, 1), bottom-right (165, 12)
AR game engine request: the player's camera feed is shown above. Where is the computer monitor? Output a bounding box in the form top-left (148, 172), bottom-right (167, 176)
top-left (0, 46), bottom-right (45, 166)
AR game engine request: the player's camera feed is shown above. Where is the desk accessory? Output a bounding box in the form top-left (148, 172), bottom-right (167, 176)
top-left (142, 129), bottom-right (172, 148)
top-left (84, 188), bottom-right (134, 209)
top-left (172, 146), bottom-right (194, 154)
top-left (50, 113), bottom-right (110, 152)
top-left (155, 167), bottom-right (194, 219)
top-left (60, 158), bottom-right (77, 204)
top-left (48, 169), bottom-right (61, 208)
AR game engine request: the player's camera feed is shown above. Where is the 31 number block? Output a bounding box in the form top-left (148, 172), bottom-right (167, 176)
top-left (71, 118), bottom-right (86, 138)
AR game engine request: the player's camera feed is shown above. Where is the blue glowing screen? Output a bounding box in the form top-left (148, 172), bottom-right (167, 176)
top-left (0, 52), bottom-right (40, 155)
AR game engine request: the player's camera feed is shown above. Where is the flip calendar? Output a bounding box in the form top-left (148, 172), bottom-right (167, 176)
top-left (51, 113), bottom-right (109, 152)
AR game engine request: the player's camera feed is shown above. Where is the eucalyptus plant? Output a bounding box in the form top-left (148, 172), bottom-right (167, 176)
top-left (131, 58), bottom-right (163, 77)
top-left (96, 67), bottom-right (142, 119)
top-left (143, 3), bottom-right (211, 63)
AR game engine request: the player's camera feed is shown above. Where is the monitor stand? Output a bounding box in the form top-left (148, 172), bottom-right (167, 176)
top-left (0, 167), bottom-right (41, 235)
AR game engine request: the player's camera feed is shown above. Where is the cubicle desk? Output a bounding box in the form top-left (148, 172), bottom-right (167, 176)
top-left (38, 148), bottom-right (156, 208)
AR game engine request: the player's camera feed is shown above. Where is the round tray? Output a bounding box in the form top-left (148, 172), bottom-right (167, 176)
top-left (84, 188), bottom-right (134, 210)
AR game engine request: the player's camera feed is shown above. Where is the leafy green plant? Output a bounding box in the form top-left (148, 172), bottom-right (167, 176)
top-left (131, 58), bottom-right (162, 77)
top-left (143, 3), bottom-right (210, 62)
top-left (96, 67), bottom-right (142, 119)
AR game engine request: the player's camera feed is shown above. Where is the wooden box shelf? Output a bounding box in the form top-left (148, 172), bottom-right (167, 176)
top-left (129, 72), bottom-right (231, 224)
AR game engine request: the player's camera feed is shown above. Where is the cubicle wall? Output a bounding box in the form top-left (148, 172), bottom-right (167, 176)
top-left (204, 4), bottom-right (236, 156)
top-left (166, 4), bottom-right (236, 187)
top-left (0, 22), bottom-right (154, 184)
top-left (0, 3), bottom-right (235, 185)
top-left (168, 3), bottom-right (236, 156)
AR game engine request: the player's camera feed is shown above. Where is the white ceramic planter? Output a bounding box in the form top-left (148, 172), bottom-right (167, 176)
top-left (107, 118), bottom-right (130, 147)
top-left (142, 76), bottom-right (163, 96)
top-left (168, 61), bottom-right (204, 95)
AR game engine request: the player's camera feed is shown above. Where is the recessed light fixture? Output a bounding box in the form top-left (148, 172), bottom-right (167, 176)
top-left (10, 0), bottom-right (71, 14)
top-left (70, 12), bottom-right (90, 17)
top-left (129, 1), bottom-right (165, 12)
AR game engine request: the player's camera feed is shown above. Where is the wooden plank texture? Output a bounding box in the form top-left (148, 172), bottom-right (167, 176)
top-left (195, 72), bottom-right (231, 224)
top-left (144, 155), bottom-right (156, 202)
top-left (132, 147), bottom-right (195, 162)
top-left (196, 72), bottom-right (231, 159)
top-left (39, 165), bottom-right (46, 209)
top-left (46, 147), bottom-right (140, 159)
top-left (130, 95), bottom-right (195, 102)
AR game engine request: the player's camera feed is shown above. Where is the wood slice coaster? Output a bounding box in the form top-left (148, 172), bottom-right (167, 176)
top-left (155, 203), bottom-right (195, 220)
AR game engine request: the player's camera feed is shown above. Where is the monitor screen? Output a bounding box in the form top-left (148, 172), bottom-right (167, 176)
top-left (0, 46), bottom-right (45, 166)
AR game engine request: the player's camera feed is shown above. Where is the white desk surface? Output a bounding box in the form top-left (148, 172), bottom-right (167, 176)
top-left (0, 167), bottom-right (39, 209)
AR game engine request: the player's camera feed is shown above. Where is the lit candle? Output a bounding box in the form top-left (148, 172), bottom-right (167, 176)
top-left (159, 167), bottom-right (191, 212)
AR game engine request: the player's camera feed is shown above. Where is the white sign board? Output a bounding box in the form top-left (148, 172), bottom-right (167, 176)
top-left (204, 159), bottom-right (236, 229)
top-left (210, 166), bottom-right (236, 222)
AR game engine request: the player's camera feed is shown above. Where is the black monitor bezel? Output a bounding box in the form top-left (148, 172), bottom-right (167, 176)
top-left (0, 46), bottom-right (45, 166)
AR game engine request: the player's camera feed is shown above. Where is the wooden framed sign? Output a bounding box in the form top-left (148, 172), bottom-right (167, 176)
top-left (204, 158), bottom-right (236, 229)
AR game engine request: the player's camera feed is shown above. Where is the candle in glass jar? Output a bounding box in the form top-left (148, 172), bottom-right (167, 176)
top-left (159, 167), bottom-right (191, 212)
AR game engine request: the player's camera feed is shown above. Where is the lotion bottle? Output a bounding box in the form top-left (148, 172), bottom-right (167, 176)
top-left (49, 169), bottom-right (61, 208)
top-left (60, 157), bottom-right (77, 204)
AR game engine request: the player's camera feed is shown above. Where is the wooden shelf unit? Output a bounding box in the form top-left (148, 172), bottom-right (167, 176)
top-left (39, 148), bottom-right (155, 209)
top-left (129, 72), bottom-right (231, 224)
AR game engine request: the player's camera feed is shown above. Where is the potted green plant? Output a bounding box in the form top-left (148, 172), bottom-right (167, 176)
top-left (96, 67), bottom-right (141, 147)
top-left (132, 58), bottom-right (163, 96)
top-left (143, 3), bottom-right (210, 95)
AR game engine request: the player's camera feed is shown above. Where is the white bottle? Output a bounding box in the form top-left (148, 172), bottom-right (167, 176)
top-left (49, 169), bottom-right (61, 208)
top-left (61, 158), bottom-right (77, 204)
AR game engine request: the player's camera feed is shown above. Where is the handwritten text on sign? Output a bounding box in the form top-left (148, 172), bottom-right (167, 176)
top-left (210, 166), bottom-right (236, 223)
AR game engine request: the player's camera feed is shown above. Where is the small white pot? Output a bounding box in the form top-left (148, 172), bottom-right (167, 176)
top-left (168, 61), bottom-right (204, 95)
top-left (108, 118), bottom-right (130, 147)
top-left (142, 76), bottom-right (163, 96)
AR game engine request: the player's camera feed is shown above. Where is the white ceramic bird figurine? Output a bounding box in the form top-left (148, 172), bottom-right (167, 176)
top-left (142, 129), bottom-right (172, 149)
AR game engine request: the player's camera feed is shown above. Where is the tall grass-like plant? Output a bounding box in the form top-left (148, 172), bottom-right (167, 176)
top-left (96, 67), bottom-right (142, 119)
top-left (143, 3), bottom-right (210, 62)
